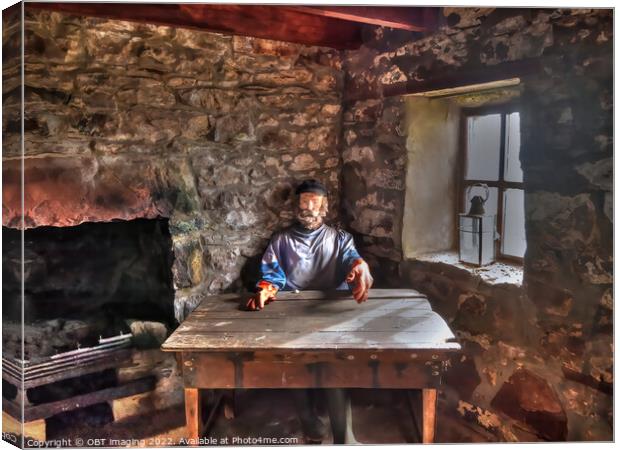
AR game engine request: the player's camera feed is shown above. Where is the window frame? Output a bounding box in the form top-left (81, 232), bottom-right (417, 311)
top-left (458, 103), bottom-right (525, 264)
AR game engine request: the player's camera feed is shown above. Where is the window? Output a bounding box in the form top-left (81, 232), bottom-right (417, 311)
top-left (460, 106), bottom-right (526, 261)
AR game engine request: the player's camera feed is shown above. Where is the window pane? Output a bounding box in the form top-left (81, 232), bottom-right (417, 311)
top-left (501, 189), bottom-right (526, 258)
top-left (504, 112), bottom-right (523, 182)
top-left (464, 185), bottom-right (498, 217)
top-left (465, 114), bottom-right (501, 181)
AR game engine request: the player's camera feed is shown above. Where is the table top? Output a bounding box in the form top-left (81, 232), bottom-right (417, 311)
top-left (162, 289), bottom-right (460, 353)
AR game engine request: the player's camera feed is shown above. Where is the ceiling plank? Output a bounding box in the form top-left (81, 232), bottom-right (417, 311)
top-left (25, 3), bottom-right (364, 49)
top-left (288, 6), bottom-right (440, 32)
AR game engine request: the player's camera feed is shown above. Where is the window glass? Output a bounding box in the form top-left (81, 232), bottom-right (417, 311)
top-left (465, 114), bottom-right (501, 181)
top-left (501, 189), bottom-right (526, 258)
top-left (504, 112), bottom-right (523, 182)
top-left (461, 110), bottom-right (525, 262)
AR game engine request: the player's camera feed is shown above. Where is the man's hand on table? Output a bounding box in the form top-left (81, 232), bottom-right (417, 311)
top-left (346, 259), bottom-right (374, 303)
top-left (246, 280), bottom-right (278, 311)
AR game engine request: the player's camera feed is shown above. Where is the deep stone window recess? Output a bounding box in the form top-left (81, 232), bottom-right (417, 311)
top-left (460, 104), bottom-right (526, 262)
top-left (412, 251), bottom-right (523, 287)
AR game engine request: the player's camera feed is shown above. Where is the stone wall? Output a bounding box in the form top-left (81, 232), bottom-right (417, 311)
top-left (341, 8), bottom-right (612, 441)
top-left (3, 9), bottom-right (344, 321)
top-left (2, 6), bottom-right (613, 442)
top-left (339, 93), bottom-right (408, 284)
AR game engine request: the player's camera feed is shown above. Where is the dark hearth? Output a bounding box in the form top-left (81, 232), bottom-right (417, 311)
top-left (4, 218), bottom-right (174, 321)
top-left (3, 218), bottom-right (175, 359)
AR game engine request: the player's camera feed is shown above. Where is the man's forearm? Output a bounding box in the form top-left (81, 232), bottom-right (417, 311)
top-left (257, 261), bottom-right (287, 290)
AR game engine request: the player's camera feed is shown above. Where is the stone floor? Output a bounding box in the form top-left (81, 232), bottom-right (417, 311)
top-left (45, 389), bottom-right (492, 446)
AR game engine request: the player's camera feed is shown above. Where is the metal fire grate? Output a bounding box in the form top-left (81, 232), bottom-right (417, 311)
top-left (2, 332), bottom-right (156, 424)
top-left (2, 333), bottom-right (133, 389)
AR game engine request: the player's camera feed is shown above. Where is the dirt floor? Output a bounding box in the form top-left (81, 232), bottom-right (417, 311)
top-left (44, 389), bottom-right (491, 446)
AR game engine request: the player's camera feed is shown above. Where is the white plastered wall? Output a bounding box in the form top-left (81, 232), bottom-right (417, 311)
top-left (402, 97), bottom-right (460, 258)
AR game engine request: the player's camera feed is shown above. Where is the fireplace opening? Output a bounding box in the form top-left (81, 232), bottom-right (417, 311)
top-left (2, 218), bottom-right (175, 432)
top-left (2, 217), bottom-right (175, 359)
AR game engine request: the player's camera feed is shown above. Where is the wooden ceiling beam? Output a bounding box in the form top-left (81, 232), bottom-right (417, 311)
top-left (382, 58), bottom-right (545, 98)
top-left (25, 3), bottom-right (364, 49)
top-left (287, 6), bottom-right (440, 32)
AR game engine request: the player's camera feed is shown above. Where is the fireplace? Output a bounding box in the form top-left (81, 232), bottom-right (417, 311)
top-left (3, 218), bottom-right (175, 356)
top-left (2, 218), bottom-right (177, 438)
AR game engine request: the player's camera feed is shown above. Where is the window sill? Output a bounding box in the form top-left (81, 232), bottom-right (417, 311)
top-left (410, 251), bottom-right (523, 288)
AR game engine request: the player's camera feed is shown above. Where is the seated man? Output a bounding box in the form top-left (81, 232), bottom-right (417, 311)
top-left (247, 179), bottom-right (374, 444)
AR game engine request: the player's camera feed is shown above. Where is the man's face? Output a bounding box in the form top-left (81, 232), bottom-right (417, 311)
top-left (297, 192), bottom-right (326, 230)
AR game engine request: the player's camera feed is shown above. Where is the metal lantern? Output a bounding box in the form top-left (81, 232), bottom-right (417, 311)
top-left (459, 184), bottom-right (496, 266)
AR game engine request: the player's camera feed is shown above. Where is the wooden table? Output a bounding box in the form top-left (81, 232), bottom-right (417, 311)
top-left (161, 289), bottom-right (461, 444)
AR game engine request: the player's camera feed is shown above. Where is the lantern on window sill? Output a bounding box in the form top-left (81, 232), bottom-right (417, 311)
top-left (459, 184), bottom-right (497, 266)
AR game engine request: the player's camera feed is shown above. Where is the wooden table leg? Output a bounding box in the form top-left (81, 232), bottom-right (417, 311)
top-left (422, 389), bottom-right (437, 444)
top-left (185, 388), bottom-right (202, 444)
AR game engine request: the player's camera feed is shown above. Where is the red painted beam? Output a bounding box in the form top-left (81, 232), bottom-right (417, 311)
top-left (25, 3), bottom-right (364, 49)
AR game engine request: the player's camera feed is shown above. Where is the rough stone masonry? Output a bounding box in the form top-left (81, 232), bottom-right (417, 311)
top-left (2, 7), bottom-right (613, 442)
top-left (341, 7), bottom-right (612, 442)
top-left (3, 9), bottom-right (345, 321)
